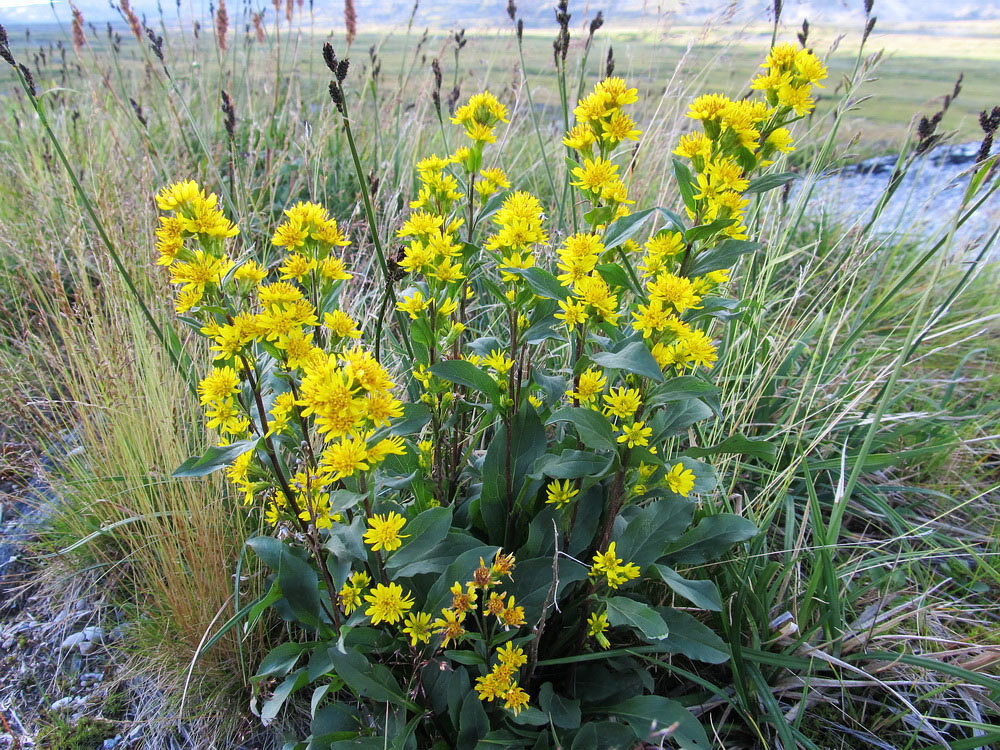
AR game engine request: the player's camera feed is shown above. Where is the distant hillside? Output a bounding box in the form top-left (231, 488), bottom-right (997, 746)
top-left (3, 0), bottom-right (999, 29)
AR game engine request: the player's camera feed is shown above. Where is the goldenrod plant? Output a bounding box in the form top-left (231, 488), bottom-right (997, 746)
top-left (152, 41), bottom-right (827, 747)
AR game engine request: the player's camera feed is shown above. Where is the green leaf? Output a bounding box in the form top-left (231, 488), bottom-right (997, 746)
top-left (605, 596), bottom-right (670, 641)
top-left (430, 360), bottom-right (501, 403)
top-left (503, 266), bottom-right (570, 300)
top-left (672, 158), bottom-right (698, 213)
top-left (617, 498), bottom-right (696, 569)
top-left (531, 449), bottom-right (613, 480)
top-left (590, 340), bottom-right (664, 382)
top-left (663, 514), bottom-right (759, 564)
top-left (255, 642), bottom-right (308, 678)
top-left (657, 607), bottom-right (730, 663)
top-left (647, 376), bottom-right (720, 405)
top-left (596, 263), bottom-right (632, 290)
top-left (583, 205), bottom-right (616, 227)
top-left (385, 506), bottom-right (453, 577)
top-left (539, 682), bottom-right (581, 729)
top-left (247, 537), bottom-right (322, 626)
top-left (478, 190), bottom-right (511, 222)
top-left (172, 439), bottom-right (257, 478)
top-left (684, 433), bottom-right (776, 462)
top-left (259, 667), bottom-right (309, 722)
top-left (608, 695), bottom-right (711, 749)
top-left (390, 403), bottom-right (432, 436)
top-left (443, 649), bottom-right (486, 666)
top-left (547, 407), bottom-right (617, 452)
top-left (458, 691), bottom-right (489, 747)
top-left (310, 702), bottom-right (361, 740)
top-left (746, 171), bottom-right (796, 194)
top-left (685, 218), bottom-right (734, 244)
top-left (602, 208), bottom-right (657, 249)
top-left (570, 721), bottom-right (638, 750)
top-left (508, 707), bottom-right (550, 727)
top-left (654, 398), bottom-right (714, 437)
top-left (328, 648), bottom-right (418, 710)
top-left (651, 565), bottom-right (722, 611)
top-left (479, 406), bottom-right (545, 543)
top-left (687, 239), bottom-right (761, 276)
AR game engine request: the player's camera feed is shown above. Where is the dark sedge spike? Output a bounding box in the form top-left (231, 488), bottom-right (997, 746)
top-left (507, 0), bottom-right (516, 22)
top-left (336, 57), bottom-right (349, 83)
top-left (589, 11), bottom-right (604, 38)
top-left (322, 42), bottom-right (337, 74)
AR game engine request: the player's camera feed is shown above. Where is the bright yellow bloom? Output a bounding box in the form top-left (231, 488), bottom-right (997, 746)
top-left (363, 511), bottom-right (409, 552)
top-left (503, 685), bottom-right (530, 714)
top-left (364, 582), bottom-right (414, 625)
top-left (665, 462), bottom-right (696, 497)
top-left (433, 608), bottom-right (466, 647)
top-left (483, 349), bottom-right (514, 375)
top-left (603, 387), bottom-right (642, 419)
top-left (324, 309), bottom-right (362, 339)
top-left (589, 542), bottom-right (641, 589)
top-left (402, 611), bottom-right (434, 647)
top-left (617, 421), bottom-right (652, 448)
top-left (587, 611), bottom-right (611, 649)
top-left (567, 368), bottom-right (607, 404)
top-left (570, 156), bottom-right (620, 193)
top-left (497, 643), bottom-right (527, 669)
top-left (197, 366), bottom-right (240, 405)
top-left (320, 436), bottom-right (371, 480)
top-left (545, 479), bottom-right (579, 509)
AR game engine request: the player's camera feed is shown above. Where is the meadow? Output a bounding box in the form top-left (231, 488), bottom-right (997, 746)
top-left (0, 1), bottom-right (997, 748)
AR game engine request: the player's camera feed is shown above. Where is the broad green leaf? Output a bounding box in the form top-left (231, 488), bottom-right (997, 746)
top-left (685, 217), bottom-right (735, 244)
top-left (654, 398), bottom-right (714, 437)
top-left (323, 516), bottom-right (367, 565)
top-left (570, 721), bottom-right (638, 750)
top-left (458, 691), bottom-right (489, 747)
top-left (617, 498), bottom-right (696, 569)
top-left (590, 340), bottom-right (664, 382)
top-left (547, 407), bottom-right (617, 452)
top-left (429, 359), bottom-right (501, 403)
top-left (746, 171), bottom-right (796, 194)
top-left (531, 449), bottom-right (613, 480)
top-left (688, 239), bottom-right (761, 276)
top-left (390, 403), bottom-right (432, 436)
top-left (539, 682), bottom-right (581, 729)
top-left (255, 641), bottom-right (308, 678)
top-left (385, 506), bottom-right (453, 576)
top-left (172, 439), bottom-right (256, 477)
top-left (608, 695), bottom-right (711, 749)
top-left (508, 707), bottom-right (550, 727)
top-left (647, 376), bottom-right (720, 405)
top-left (663, 514), bottom-right (759, 564)
top-left (478, 190), bottom-right (511, 222)
top-left (259, 667), bottom-right (309, 722)
top-left (389, 530), bottom-right (483, 579)
top-left (605, 596), bottom-right (670, 641)
top-left (672, 158), bottom-right (698, 213)
top-left (652, 564), bottom-right (722, 611)
top-left (596, 262), bottom-right (633, 290)
top-left (328, 648), bottom-right (418, 710)
top-left (502, 266), bottom-right (569, 300)
top-left (602, 207), bottom-right (657, 249)
top-left (247, 537), bottom-right (322, 626)
top-left (657, 607), bottom-right (730, 663)
top-left (684, 433), bottom-right (776, 462)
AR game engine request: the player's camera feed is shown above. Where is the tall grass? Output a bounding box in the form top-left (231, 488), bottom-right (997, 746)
top-left (0, 1), bottom-right (997, 747)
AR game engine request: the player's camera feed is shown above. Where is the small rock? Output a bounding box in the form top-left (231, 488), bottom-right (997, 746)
top-left (81, 626), bottom-right (105, 643)
top-left (103, 736), bottom-right (122, 749)
top-left (50, 695), bottom-right (83, 711)
top-left (59, 631), bottom-right (86, 650)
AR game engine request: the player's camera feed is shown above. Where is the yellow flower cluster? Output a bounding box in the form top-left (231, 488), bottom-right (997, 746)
top-left (485, 191), bottom-right (548, 284)
top-left (155, 180), bottom-right (238, 312)
top-left (474, 642), bottom-right (531, 715)
top-left (450, 90), bottom-right (508, 146)
top-left (589, 541), bottom-right (641, 589)
top-left (751, 42), bottom-right (828, 116)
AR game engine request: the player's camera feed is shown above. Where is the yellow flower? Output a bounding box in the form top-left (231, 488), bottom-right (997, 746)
top-left (397, 290), bottom-right (429, 319)
top-left (402, 611), bottom-right (433, 647)
top-left (563, 123), bottom-right (597, 151)
top-left (432, 608), bottom-right (466, 647)
top-left (555, 298), bottom-right (589, 329)
top-left (320, 436), bottom-right (371, 480)
top-left (483, 349), bottom-right (514, 375)
top-left (587, 611), bottom-right (611, 649)
top-left (617, 421), bottom-right (652, 448)
top-left (503, 684), bottom-right (530, 715)
top-left (324, 309), bottom-right (363, 339)
top-left (497, 643), bottom-right (527, 669)
top-left (197, 366), bottom-right (240, 405)
top-left (567, 368), bottom-right (607, 404)
top-left (545, 479), bottom-right (579, 509)
top-left (589, 542), bottom-right (641, 589)
top-left (570, 156), bottom-right (620, 193)
top-left (687, 93), bottom-right (731, 121)
top-left (363, 511), bottom-right (409, 552)
top-left (475, 671), bottom-right (510, 702)
top-left (364, 582), bottom-right (414, 625)
top-left (665, 462), bottom-right (696, 497)
top-left (603, 387), bottom-right (642, 419)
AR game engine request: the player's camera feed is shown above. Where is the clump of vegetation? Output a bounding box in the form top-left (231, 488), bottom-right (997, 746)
top-left (0, 0), bottom-right (996, 747)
